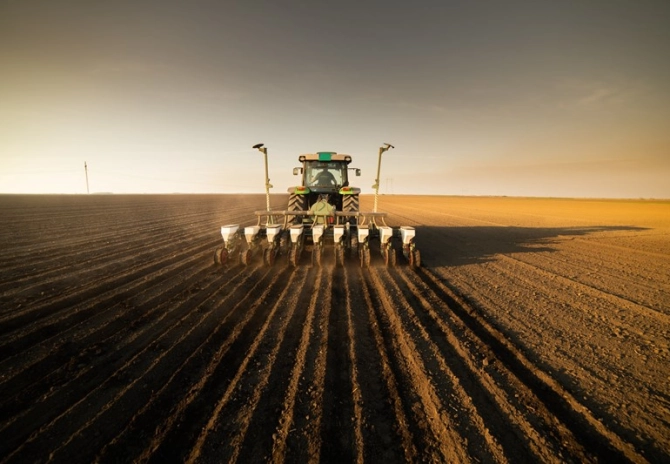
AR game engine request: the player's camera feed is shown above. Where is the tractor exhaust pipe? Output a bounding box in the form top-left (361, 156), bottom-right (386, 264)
top-left (373, 143), bottom-right (394, 213)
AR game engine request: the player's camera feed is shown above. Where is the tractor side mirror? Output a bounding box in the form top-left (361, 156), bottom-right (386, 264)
top-left (355, 169), bottom-right (361, 176)
top-left (293, 167), bottom-right (302, 175)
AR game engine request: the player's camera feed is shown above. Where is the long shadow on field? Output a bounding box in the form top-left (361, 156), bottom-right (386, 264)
top-left (415, 225), bottom-right (648, 267)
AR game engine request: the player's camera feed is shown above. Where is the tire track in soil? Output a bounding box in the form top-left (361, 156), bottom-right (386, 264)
top-left (414, 267), bottom-right (647, 463)
top-left (341, 265), bottom-right (365, 463)
top-left (1, 264), bottom-right (265, 463)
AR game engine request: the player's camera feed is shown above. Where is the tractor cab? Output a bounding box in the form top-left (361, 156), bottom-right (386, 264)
top-left (305, 161), bottom-right (346, 189)
top-left (293, 152), bottom-right (360, 194)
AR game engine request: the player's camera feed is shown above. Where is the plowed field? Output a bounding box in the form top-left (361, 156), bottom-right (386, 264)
top-left (1, 194), bottom-right (668, 463)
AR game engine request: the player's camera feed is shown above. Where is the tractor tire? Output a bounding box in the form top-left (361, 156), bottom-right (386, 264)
top-left (342, 194), bottom-right (359, 224)
top-left (288, 193), bottom-right (307, 224)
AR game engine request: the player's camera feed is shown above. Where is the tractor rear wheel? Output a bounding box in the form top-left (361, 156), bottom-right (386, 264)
top-left (288, 193), bottom-right (307, 224)
top-left (342, 194), bottom-right (359, 224)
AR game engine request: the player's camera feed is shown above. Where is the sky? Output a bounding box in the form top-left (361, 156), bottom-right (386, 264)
top-left (1, 0), bottom-right (669, 198)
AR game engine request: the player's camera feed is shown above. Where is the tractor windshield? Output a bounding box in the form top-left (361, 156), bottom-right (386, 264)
top-left (306, 162), bottom-right (347, 188)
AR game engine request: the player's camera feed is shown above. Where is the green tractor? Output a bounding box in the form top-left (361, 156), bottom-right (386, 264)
top-left (214, 143), bottom-right (420, 268)
top-left (287, 152), bottom-right (361, 222)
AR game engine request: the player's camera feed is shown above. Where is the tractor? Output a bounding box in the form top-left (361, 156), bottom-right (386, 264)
top-left (287, 152), bottom-right (361, 222)
top-left (214, 144), bottom-right (420, 268)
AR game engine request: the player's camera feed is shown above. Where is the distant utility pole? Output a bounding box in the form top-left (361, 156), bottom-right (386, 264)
top-left (84, 162), bottom-right (90, 194)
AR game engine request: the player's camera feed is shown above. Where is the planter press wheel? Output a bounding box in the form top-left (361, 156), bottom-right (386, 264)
top-left (214, 247), bottom-right (228, 266)
top-left (241, 248), bottom-right (252, 266)
top-left (263, 248), bottom-right (276, 266)
top-left (384, 248), bottom-right (396, 267)
top-left (409, 249), bottom-right (421, 269)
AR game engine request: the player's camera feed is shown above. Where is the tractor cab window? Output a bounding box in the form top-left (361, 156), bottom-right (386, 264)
top-left (306, 162), bottom-right (345, 187)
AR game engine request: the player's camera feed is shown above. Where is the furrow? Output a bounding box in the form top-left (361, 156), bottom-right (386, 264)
top-left (280, 268), bottom-right (331, 463)
top-left (270, 268), bottom-right (324, 462)
top-left (343, 265), bottom-right (365, 464)
top-left (418, 267), bottom-right (648, 463)
top-left (195, 267), bottom-right (311, 463)
top-left (137, 266), bottom-right (295, 463)
top-left (366, 268), bottom-right (470, 463)
top-left (91, 265), bottom-right (273, 463)
top-left (501, 252), bottom-right (670, 319)
top-left (0, 236), bottom-right (217, 337)
top-left (318, 266), bottom-right (358, 462)
top-left (1, 264), bottom-right (260, 462)
top-left (0, 258), bottom-right (221, 414)
top-left (387, 266), bottom-right (566, 462)
top-left (0, 217), bottom-right (216, 296)
top-left (358, 267), bottom-right (417, 462)
top-left (343, 266), bottom-right (407, 462)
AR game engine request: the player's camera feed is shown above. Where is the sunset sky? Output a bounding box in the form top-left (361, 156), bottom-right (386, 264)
top-left (1, 1), bottom-right (669, 197)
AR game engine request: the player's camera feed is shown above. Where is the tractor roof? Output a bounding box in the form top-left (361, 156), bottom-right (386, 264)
top-left (299, 152), bottom-right (352, 163)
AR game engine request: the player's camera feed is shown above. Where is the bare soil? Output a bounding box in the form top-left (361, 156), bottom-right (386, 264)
top-left (1, 194), bottom-right (668, 463)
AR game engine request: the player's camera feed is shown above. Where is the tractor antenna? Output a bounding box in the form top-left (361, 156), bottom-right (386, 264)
top-left (373, 143), bottom-right (394, 212)
top-left (84, 161), bottom-right (90, 194)
top-left (253, 143), bottom-right (272, 212)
